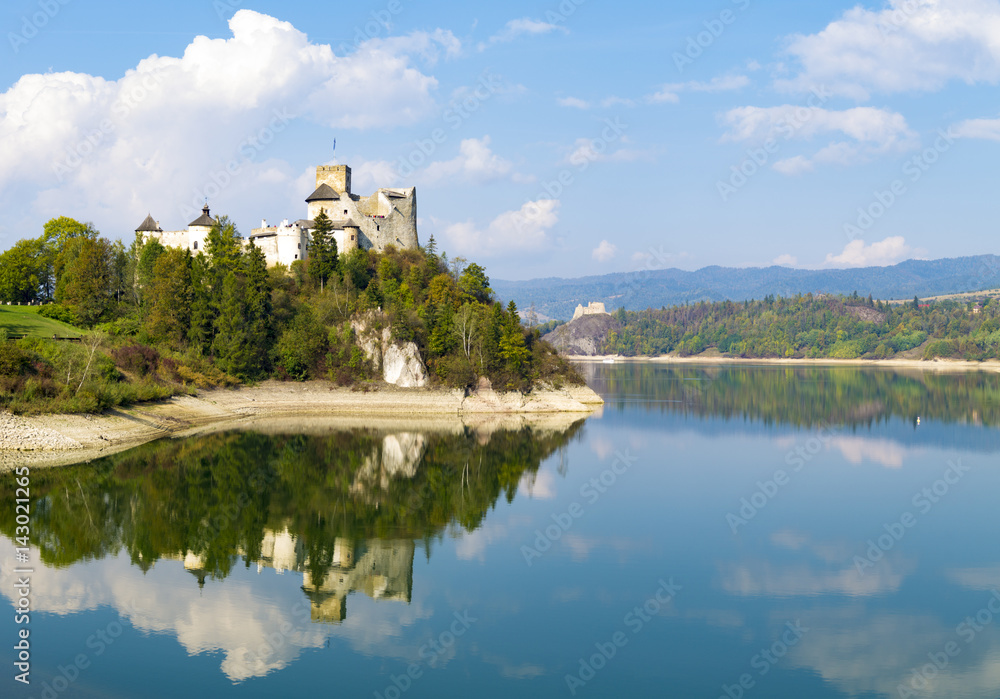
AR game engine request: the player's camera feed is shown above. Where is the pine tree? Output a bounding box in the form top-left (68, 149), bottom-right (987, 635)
top-left (188, 253), bottom-right (214, 354)
top-left (308, 208), bottom-right (338, 291)
top-left (145, 248), bottom-right (193, 346)
top-left (244, 241), bottom-right (274, 377)
top-left (499, 301), bottom-right (529, 373)
top-left (212, 271), bottom-right (252, 377)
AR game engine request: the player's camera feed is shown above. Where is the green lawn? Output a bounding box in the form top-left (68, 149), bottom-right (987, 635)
top-left (0, 305), bottom-right (83, 338)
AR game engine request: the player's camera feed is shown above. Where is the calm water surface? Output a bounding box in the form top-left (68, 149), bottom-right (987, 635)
top-left (4, 364), bottom-right (1000, 698)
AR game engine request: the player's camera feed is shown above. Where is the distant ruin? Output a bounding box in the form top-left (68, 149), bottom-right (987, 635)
top-left (572, 302), bottom-right (609, 321)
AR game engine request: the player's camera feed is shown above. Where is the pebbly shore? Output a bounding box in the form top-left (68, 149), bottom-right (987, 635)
top-left (0, 381), bottom-right (604, 470)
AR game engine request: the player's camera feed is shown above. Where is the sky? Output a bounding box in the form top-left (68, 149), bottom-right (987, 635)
top-left (1, 0), bottom-right (998, 281)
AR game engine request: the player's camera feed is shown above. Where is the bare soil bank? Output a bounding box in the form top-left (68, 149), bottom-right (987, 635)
top-left (0, 381), bottom-right (603, 470)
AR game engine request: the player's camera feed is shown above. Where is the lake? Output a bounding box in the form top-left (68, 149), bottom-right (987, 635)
top-left (4, 363), bottom-right (1000, 698)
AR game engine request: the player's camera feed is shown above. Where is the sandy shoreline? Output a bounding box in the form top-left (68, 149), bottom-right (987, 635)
top-left (0, 381), bottom-right (603, 470)
top-left (567, 355), bottom-right (1000, 373)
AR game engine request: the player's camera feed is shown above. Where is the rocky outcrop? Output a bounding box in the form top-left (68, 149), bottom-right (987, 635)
top-left (382, 343), bottom-right (427, 388)
top-left (545, 314), bottom-right (620, 356)
top-left (351, 312), bottom-right (428, 388)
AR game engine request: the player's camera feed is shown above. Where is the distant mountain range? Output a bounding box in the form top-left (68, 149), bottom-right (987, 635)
top-left (493, 255), bottom-right (1000, 321)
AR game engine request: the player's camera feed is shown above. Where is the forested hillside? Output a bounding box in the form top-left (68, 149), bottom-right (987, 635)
top-left (562, 293), bottom-right (1000, 360)
top-left (0, 216), bottom-right (580, 414)
top-left (494, 256), bottom-right (1000, 320)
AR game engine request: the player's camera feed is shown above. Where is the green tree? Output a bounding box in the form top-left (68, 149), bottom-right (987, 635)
top-left (499, 301), bottom-right (529, 373)
top-left (145, 248), bottom-right (193, 346)
top-left (0, 239), bottom-right (46, 303)
top-left (308, 209), bottom-right (338, 291)
top-left (458, 263), bottom-right (492, 304)
top-left (212, 271), bottom-right (251, 377)
top-left (206, 216), bottom-right (243, 280)
top-left (55, 237), bottom-right (114, 326)
top-left (188, 254), bottom-right (214, 354)
top-left (43, 216), bottom-right (98, 299)
top-left (135, 236), bottom-right (166, 311)
top-left (342, 248), bottom-right (373, 292)
top-left (243, 242), bottom-right (274, 377)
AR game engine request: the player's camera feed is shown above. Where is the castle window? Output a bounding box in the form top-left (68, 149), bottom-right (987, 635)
top-left (298, 243), bottom-right (301, 249)
top-left (193, 241), bottom-right (198, 250)
top-left (351, 235), bottom-right (355, 241)
top-left (294, 254), bottom-right (298, 260)
top-left (344, 210), bottom-right (348, 215)
top-left (377, 225), bottom-right (380, 231)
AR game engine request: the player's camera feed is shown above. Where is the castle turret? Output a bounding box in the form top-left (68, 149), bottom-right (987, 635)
top-left (187, 204), bottom-right (216, 253)
top-left (340, 220), bottom-right (361, 254)
top-left (135, 213), bottom-right (162, 235)
top-left (315, 165), bottom-right (351, 195)
top-left (305, 184), bottom-right (340, 222)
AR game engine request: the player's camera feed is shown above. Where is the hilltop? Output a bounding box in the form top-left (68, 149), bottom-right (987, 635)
top-left (493, 255), bottom-right (1000, 320)
top-left (544, 292), bottom-right (1000, 361)
top-left (0, 217), bottom-right (590, 416)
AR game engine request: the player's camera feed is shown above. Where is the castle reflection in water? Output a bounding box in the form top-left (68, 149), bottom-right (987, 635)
top-left (171, 531), bottom-right (414, 624)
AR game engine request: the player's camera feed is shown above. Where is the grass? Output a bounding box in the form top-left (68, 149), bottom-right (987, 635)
top-left (0, 305), bottom-right (83, 338)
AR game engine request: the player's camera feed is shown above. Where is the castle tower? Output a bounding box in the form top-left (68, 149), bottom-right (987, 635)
top-left (135, 214), bottom-right (162, 235)
top-left (316, 165), bottom-right (351, 195)
top-left (339, 221), bottom-right (361, 254)
top-left (306, 188), bottom-right (339, 223)
top-left (187, 203), bottom-right (216, 253)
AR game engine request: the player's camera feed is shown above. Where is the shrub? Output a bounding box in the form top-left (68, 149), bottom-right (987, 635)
top-left (37, 304), bottom-right (77, 325)
top-left (112, 343), bottom-right (160, 377)
top-left (0, 342), bottom-right (34, 377)
top-left (923, 340), bottom-right (958, 359)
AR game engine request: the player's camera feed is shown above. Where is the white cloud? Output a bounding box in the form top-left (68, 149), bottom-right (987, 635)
top-left (352, 138), bottom-right (530, 192)
top-left (371, 28), bottom-right (463, 66)
top-left (776, 0), bottom-right (1000, 99)
top-left (721, 105), bottom-right (918, 170)
top-left (454, 523), bottom-right (508, 562)
top-left (946, 566), bottom-right (1000, 589)
top-left (350, 159), bottom-right (402, 192)
top-left (422, 136), bottom-right (518, 184)
top-left (486, 18), bottom-right (569, 46)
top-left (648, 75), bottom-right (750, 103)
top-left (647, 88), bottom-right (680, 104)
top-left (722, 105), bottom-right (915, 148)
top-left (557, 96), bottom-right (591, 110)
top-left (0, 539), bottom-right (430, 682)
top-left (0, 10), bottom-right (452, 243)
top-left (830, 436), bottom-right (909, 468)
top-left (592, 239), bottom-right (618, 262)
top-left (440, 199), bottom-right (560, 256)
top-left (518, 470), bottom-right (558, 499)
top-left (721, 557), bottom-right (909, 597)
top-left (773, 253), bottom-right (799, 266)
top-left (824, 236), bottom-right (917, 267)
top-left (772, 156), bottom-right (815, 176)
top-left (952, 114), bottom-right (1000, 141)
top-left (566, 137), bottom-right (646, 166)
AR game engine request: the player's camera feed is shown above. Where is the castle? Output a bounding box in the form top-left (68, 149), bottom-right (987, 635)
top-left (135, 165), bottom-right (419, 267)
top-left (573, 302), bottom-right (609, 320)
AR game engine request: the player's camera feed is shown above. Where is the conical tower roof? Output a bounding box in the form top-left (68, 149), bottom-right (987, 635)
top-left (136, 214), bottom-right (162, 233)
top-left (306, 183), bottom-right (340, 202)
top-left (188, 204), bottom-right (216, 228)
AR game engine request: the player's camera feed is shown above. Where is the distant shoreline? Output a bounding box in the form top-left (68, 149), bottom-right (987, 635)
top-left (0, 381), bottom-right (603, 470)
top-left (566, 355), bottom-right (1000, 373)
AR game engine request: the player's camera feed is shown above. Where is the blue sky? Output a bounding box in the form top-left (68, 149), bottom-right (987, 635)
top-left (1, 0), bottom-right (998, 280)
